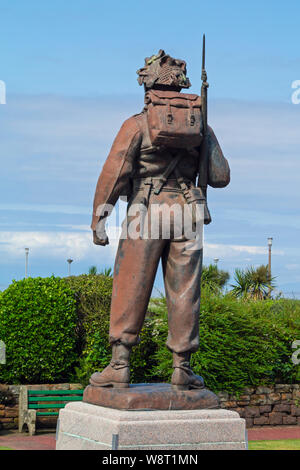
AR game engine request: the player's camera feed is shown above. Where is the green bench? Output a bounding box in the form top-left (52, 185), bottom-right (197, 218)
top-left (19, 386), bottom-right (83, 435)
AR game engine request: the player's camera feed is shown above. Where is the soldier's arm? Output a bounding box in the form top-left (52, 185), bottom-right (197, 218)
top-left (206, 126), bottom-right (230, 188)
top-left (91, 116), bottom-right (142, 242)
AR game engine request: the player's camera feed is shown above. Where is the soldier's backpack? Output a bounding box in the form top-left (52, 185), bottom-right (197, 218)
top-left (145, 89), bottom-right (202, 149)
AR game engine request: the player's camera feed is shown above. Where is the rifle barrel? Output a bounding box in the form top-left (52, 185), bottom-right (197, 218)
top-left (202, 34), bottom-right (206, 71)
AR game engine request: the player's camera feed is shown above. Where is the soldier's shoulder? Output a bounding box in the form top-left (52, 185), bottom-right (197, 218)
top-left (121, 112), bottom-right (143, 126)
top-left (121, 112), bottom-right (145, 131)
top-left (130, 111), bottom-right (145, 122)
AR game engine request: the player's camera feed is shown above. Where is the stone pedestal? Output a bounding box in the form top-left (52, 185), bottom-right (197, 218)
top-left (56, 402), bottom-right (247, 450)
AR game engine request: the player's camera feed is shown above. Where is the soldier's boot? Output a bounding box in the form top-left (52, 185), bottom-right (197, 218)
top-left (89, 342), bottom-right (130, 388)
top-left (171, 351), bottom-right (205, 390)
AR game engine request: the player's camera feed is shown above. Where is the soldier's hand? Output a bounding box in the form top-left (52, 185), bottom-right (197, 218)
top-left (93, 220), bottom-right (109, 246)
top-left (93, 230), bottom-right (109, 246)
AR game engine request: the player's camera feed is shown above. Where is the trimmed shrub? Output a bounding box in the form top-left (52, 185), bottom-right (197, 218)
top-left (0, 277), bottom-right (77, 384)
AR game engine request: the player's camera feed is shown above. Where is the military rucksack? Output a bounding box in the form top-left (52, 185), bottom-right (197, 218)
top-left (145, 89), bottom-right (202, 149)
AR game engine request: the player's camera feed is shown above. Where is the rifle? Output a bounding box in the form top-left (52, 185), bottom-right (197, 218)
top-left (198, 34), bottom-right (212, 224)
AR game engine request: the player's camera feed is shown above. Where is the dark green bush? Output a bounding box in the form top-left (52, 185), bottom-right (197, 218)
top-left (65, 274), bottom-right (113, 356)
top-left (65, 274), bottom-right (157, 385)
top-left (147, 287), bottom-right (300, 393)
top-left (64, 274), bottom-right (113, 385)
top-left (71, 275), bottom-right (299, 391)
top-left (0, 274), bottom-right (298, 393)
top-left (0, 277), bottom-right (77, 384)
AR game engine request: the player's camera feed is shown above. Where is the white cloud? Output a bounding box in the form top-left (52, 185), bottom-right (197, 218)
top-left (204, 242), bottom-right (284, 259)
top-left (0, 203), bottom-right (90, 215)
top-left (0, 229), bottom-right (121, 261)
top-left (0, 230), bottom-right (283, 264)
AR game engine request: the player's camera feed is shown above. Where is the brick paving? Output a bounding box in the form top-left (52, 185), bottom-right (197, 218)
top-left (0, 430), bottom-right (56, 450)
top-left (247, 425), bottom-right (300, 441)
top-left (0, 426), bottom-right (299, 450)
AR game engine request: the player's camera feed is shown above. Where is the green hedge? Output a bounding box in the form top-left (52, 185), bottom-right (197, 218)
top-left (148, 289), bottom-right (300, 393)
top-left (64, 274), bottom-right (113, 385)
top-left (0, 275), bottom-right (299, 393)
top-left (0, 277), bottom-right (77, 384)
top-left (65, 277), bottom-right (300, 391)
top-left (64, 274), bottom-right (157, 385)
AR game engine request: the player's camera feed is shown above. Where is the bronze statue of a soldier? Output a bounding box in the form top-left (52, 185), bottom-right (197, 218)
top-left (90, 44), bottom-right (230, 390)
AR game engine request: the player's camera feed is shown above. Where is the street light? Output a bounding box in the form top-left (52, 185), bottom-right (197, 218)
top-left (267, 237), bottom-right (273, 296)
top-left (267, 238), bottom-right (273, 277)
top-left (25, 248), bottom-right (29, 279)
top-left (214, 258), bottom-right (219, 266)
top-left (67, 259), bottom-right (73, 277)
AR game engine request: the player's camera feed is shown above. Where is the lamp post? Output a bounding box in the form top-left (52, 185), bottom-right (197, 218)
top-left (267, 237), bottom-right (273, 296)
top-left (25, 247), bottom-right (29, 279)
top-left (67, 259), bottom-right (73, 277)
top-left (214, 258), bottom-right (219, 266)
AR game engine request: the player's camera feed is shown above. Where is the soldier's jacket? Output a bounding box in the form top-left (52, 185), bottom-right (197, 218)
top-left (91, 111), bottom-right (230, 230)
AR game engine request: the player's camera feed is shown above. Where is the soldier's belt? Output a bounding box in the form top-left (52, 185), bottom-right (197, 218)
top-left (133, 177), bottom-right (191, 193)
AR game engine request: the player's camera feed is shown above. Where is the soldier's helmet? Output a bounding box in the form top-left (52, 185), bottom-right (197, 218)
top-left (137, 49), bottom-right (191, 91)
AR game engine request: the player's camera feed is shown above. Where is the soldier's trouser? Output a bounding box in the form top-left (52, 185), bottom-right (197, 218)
top-left (109, 190), bottom-right (203, 353)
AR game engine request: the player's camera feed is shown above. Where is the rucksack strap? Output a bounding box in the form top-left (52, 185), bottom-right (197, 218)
top-left (153, 153), bottom-right (183, 195)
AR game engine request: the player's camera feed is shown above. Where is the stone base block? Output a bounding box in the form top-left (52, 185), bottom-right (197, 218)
top-left (56, 402), bottom-right (247, 450)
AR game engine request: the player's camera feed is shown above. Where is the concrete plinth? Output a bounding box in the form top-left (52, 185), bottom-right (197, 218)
top-left (56, 402), bottom-right (247, 450)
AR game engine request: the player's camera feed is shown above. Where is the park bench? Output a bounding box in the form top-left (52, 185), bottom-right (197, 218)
top-left (18, 386), bottom-right (84, 436)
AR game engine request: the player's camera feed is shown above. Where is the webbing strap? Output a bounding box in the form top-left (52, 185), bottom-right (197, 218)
top-left (153, 153), bottom-right (183, 195)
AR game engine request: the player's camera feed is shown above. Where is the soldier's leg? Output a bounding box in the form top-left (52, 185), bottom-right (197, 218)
top-left (162, 237), bottom-right (205, 389)
top-left (90, 235), bottom-right (166, 387)
top-left (162, 238), bottom-right (202, 353)
top-left (109, 236), bottom-right (166, 346)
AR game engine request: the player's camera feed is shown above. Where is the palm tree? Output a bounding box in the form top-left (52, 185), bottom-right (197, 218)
top-left (249, 265), bottom-right (275, 300)
top-left (201, 264), bottom-right (230, 289)
top-left (231, 265), bottom-right (275, 300)
top-left (230, 268), bottom-right (252, 299)
top-left (101, 267), bottom-right (113, 277)
top-left (88, 266), bottom-right (97, 275)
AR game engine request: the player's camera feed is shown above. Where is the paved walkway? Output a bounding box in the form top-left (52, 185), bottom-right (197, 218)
top-left (247, 426), bottom-right (300, 441)
top-left (0, 426), bottom-right (299, 450)
top-left (0, 430), bottom-right (56, 450)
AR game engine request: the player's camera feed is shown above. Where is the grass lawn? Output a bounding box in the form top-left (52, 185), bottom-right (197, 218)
top-left (249, 439), bottom-right (300, 450)
top-left (0, 447), bottom-right (12, 450)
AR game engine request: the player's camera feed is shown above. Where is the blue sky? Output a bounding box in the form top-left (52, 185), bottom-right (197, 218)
top-left (0, 0), bottom-right (300, 296)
